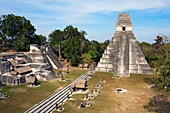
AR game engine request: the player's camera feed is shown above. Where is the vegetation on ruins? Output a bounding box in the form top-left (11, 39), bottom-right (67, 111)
top-left (0, 14), bottom-right (46, 51)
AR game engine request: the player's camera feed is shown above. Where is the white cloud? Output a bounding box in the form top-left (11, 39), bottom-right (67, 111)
top-left (134, 27), bottom-right (170, 43)
top-left (1, 0), bottom-right (170, 24)
top-left (0, 0), bottom-right (170, 42)
top-left (21, 0), bottom-right (169, 12)
top-left (9, 0), bottom-right (169, 24)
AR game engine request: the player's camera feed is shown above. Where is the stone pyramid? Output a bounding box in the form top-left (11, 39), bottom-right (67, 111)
top-left (95, 12), bottom-right (152, 76)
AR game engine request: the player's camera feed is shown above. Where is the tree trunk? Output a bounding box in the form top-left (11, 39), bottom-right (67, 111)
top-left (59, 43), bottom-right (61, 61)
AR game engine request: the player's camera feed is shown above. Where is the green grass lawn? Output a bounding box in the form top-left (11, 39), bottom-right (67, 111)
top-left (0, 70), bottom-right (87, 113)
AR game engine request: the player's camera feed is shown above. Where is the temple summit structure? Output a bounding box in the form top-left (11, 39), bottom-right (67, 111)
top-left (95, 12), bottom-right (152, 76)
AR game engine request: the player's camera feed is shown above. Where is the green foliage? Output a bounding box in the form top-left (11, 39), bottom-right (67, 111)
top-left (62, 37), bottom-right (81, 66)
top-left (81, 53), bottom-right (92, 63)
top-left (49, 29), bottom-right (63, 48)
top-left (70, 55), bottom-right (80, 66)
top-left (35, 34), bottom-right (47, 46)
top-left (88, 50), bottom-right (100, 62)
top-left (0, 14), bottom-right (46, 51)
top-left (150, 78), bottom-right (165, 90)
top-left (159, 60), bottom-right (170, 88)
top-left (48, 29), bottom-right (64, 59)
top-left (140, 35), bottom-right (170, 90)
top-left (48, 25), bottom-right (109, 66)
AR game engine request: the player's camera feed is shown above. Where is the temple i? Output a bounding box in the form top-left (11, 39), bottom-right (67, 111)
top-left (95, 12), bottom-right (152, 76)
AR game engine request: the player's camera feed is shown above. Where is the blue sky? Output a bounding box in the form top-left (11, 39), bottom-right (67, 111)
top-left (0, 0), bottom-right (170, 43)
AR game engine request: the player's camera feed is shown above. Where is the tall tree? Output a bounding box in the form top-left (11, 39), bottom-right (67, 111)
top-left (36, 34), bottom-right (46, 46)
top-left (160, 60), bottom-right (170, 88)
top-left (0, 14), bottom-right (36, 51)
top-left (140, 35), bottom-right (170, 90)
top-left (79, 30), bottom-right (90, 54)
top-left (61, 25), bottom-right (84, 66)
top-left (49, 29), bottom-right (63, 60)
top-left (48, 25), bottom-right (108, 66)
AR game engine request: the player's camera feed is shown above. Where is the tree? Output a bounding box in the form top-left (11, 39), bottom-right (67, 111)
top-left (140, 35), bottom-right (170, 90)
top-left (79, 30), bottom-right (90, 54)
top-left (81, 53), bottom-right (92, 64)
top-left (49, 29), bottom-right (63, 60)
top-left (88, 40), bottom-right (109, 63)
top-left (35, 34), bottom-right (46, 46)
top-left (63, 25), bottom-right (79, 39)
top-left (48, 25), bottom-right (108, 66)
top-left (81, 50), bottom-right (99, 64)
top-left (61, 36), bottom-right (82, 66)
top-left (139, 42), bottom-right (156, 67)
top-left (160, 60), bottom-right (170, 88)
top-left (158, 34), bottom-right (170, 44)
top-left (60, 25), bottom-right (84, 66)
top-left (0, 14), bottom-right (40, 51)
top-left (153, 36), bottom-right (164, 49)
top-left (0, 32), bottom-right (6, 51)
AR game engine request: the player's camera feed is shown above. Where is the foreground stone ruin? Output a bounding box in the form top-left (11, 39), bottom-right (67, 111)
top-left (0, 44), bottom-right (62, 85)
top-left (71, 79), bottom-right (87, 91)
top-left (96, 12), bottom-right (152, 76)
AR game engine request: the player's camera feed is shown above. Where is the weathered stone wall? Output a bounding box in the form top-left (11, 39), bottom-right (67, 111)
top-left (0, 61), bottom-right (11, 74)
top-left (0, 50), bottom-right (57, 85)
top-left (0, 74), bottom-right (26, 85)
top-left (30, 44), bottom-right (40, 53)
top-left (27, 53), bottom-right (45, 63)
top-left (129, 38), bottom-right (152, 74)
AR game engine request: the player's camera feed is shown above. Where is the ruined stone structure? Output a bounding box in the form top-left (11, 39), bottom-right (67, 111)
top-left (0, 44), bottom-right (63, 85)
top-left (95, 12), bottom-right (152, 76)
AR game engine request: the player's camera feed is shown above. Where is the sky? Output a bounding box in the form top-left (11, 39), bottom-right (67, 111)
top-left (0, 0), bottom-right (170, 43)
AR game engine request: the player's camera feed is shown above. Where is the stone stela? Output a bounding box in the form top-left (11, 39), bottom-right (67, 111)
top-left (95, 12), bottom-right (152, 77)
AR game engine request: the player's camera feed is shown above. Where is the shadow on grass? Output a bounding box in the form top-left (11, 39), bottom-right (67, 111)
top-left (144, 77), bottom-right (157, 85)
top-left (143, 94), bottom-right (170, 113)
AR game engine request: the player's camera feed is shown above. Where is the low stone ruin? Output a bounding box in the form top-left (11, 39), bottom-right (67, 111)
top-left (78, 102), bottom-right (92, 108)
top-left (0, 44), bottom-right (62, 86)
top-left (84, 79), bottom-right (105, 100)
top-left (55, 104), bottom-right (64, 112)
top-left (0, 92), bottom-right (9, 99)
top-left (79, 64), bottom-right (83, 69)
top-left (71, 80), bottom-right (87, 92)
top-left (29, 44), bottom-right (41, 53)
top-left (78, 63), bottom-right (90, 69)
top-left (26, 74), bottom-right (41, 87)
